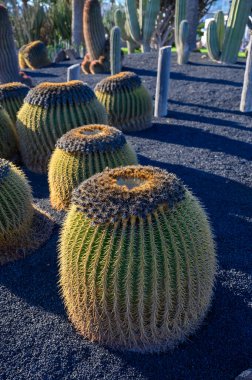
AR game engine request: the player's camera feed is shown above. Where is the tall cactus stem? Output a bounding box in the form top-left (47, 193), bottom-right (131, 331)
top-left (240, 33), bottom-right (252, 113)
top-left (110, 27), bottom-right (122, 75)
top-left (206, 20), bottom-right (221, 62)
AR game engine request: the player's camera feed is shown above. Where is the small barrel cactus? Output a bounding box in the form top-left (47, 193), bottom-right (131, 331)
top-left (95, 72), bottom-right (153, 132)
top-left (0, 106), bottom-right (18, 159)
top-left (0, 159), bottom-right (53, 265)
top-left (0, 82), bottom-right (30, 123)
top-left (59, 165), bottom-right (216, 352)
top-left (49, 124), bottom-right (138, 210)
top-left (16, 81), bottom-right (108, 174)
top-left (0, 5), bottom-right (21, 83)
top-left (18, 40), bottom-right (51, 70)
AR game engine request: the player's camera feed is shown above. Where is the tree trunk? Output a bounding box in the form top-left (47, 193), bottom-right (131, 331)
top-left (186, 0), bottom-right (199, 51)
top-left (72, 0), bottom-right (85, 55)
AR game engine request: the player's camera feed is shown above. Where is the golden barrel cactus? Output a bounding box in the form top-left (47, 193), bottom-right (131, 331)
top-left (0, 159), bottom-right (53, 265)
top-left (95, 72), bottom-right (153, 132)
top-left (0, 82), bottom-right (30, 122)
top-left (49, 124), bottom-right (138, 211)
top-left (0, 106), bottom-right (18, 159)
top-left (18, 40), bottom-right (51, 70)
top-left (59, 165), bottom-right (216, 353)
top-left (16, 81), bottom-right (108, 174)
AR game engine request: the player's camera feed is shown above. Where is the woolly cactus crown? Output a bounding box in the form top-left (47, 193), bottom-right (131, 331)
top-left (0, 82), bottom-right (30, 102)
top-left (56, 124), bottom-right (127, 154)
top-left (25, 81), bottom-right (95, 108)
top-left (95, 72), bottom-right (141, 94)
top-left (72, 166), bottom-right (186, 224)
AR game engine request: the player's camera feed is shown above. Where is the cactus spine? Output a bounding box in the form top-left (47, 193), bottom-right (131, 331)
top-left (59, 165), bottom-right (216, 352)
top-left (175, 0), bottom-right (190, 64)
top-left (95, 72), bottom-right (153, 133)
top-left (0, 82), bottom-right (30, 123)
top-left (114, 9), bottom-right (138, 54)
top-left (0, 159), bottom-right (53, 265)
top-left (0, 106), bottom-right (18, 160)
top-left (48, 125), bottom-right (138, 210)
top-left (17, 81), bottom-right (108, 173)
top-left (207, 0), bottom-right (252, 64)
top-left (110, 27), bottom-right (122, 75)
top-left (0, 5), bottom-right (21, 84)
top-left (125, 0), bottom-right (160, 53)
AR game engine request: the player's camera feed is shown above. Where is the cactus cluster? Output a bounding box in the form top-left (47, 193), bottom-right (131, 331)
top-left (49, 124), bottom-right (138, 210)
top-left (207, 0), bottom-right (252, 64)
top-left (18, 40), bottom-right (51, 70)
top-left (114, 9), bottom-right (139, 54)
top-left (16, 81), bottom-right (108, 173)
top-left (0, 106), bottom-right (18, 160)
top-left (0, 159), bottom-right (53, 265)
top-left (95, 72), bottom-right (153, 132)
top-left (175, 0), bottom-right (190, 65)
top-left (59, 165), bottom-right (216, 352)
top-left (123, 0), bottom-right (160, 53)
top-left (0, 82), bottom-right (30, 122)
top-left (0, 5), bottom-right (21, 84)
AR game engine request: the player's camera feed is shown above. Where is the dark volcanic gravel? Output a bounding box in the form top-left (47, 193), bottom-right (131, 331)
top-left (0, 53), bottom-right (251, 380)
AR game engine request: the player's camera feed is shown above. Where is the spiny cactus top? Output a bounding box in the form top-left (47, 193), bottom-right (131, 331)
top-left (0, 82), bottom-right (30, 122)
top-left (16, 81), bottom-right (108, 174)
top-left (60, 165), bottom-right (216, 352)
top-left (73, 166), bottom-right (185, 224)
top-left (0, 106), bottom-right (17, 160)
top-left (95, 72), bottom-right (153, 132)
top-left (19, 40), bottom-right (51, 70)
top-left (48, 125), bottom-right (138, 210)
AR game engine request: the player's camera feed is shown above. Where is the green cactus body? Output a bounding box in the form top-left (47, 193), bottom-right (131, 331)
top-left (0, 158), bottom-right (53, 265)
top-left (207, 0), bottom-right (252, 64)
top-left (49, 124), bottom-right (138, 210)
top-left (19, 40), bottom-right (51, 70)
top-left (0, 106), bottom-right (18, 159)
top-left (125, 0), bottom-right (160, 52)
top-left (114, 9), bottom-right (138, 54)
top-left (110, 27), bottom-right (122, 75)
top-left (0, 5), bottom-right (21, 84)
top-left (95, 72), bottom-right (153, 133)
top-left (16, 81), bottom-right (108, 174)
top-left (175, 0), bottom-right (190, 64)
top-left (59, 165), bottom-right (216, 352)
top-left (0, 82), bottom-right (30, 123)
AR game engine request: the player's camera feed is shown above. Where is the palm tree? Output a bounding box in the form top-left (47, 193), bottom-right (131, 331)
top-left (72, 0), bottom-right (85, 54)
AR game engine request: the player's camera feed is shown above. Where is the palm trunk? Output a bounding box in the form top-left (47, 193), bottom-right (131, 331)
top-left (186, 0), bottom-right (199, 51)
top-left (72, 0), bottom-right (85, 55)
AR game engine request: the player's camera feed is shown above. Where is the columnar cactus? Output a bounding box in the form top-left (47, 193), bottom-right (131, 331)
top-left (59, 165), bottom-right (216, 352)
top-left (0, 82), bottom-right (30, 122)
top-left (95, 72), bottom-right (153, 132)
top-left (114, 9), bottom-right (139, 54)
top-left (0, 159), bottom-right (53, 265)
top-left (16, 81), bottom-right (108, 173)
top-left (175, 0), bottom-right (190, 64)
top-left (0, 106), bottom-right (18, 160)
top-left (18, 41), bottom-right (51, 70)
top-left (82, 0), bottom-right (110, 74)
top-left (207, 0), bottom-right (252, 64)
top-left (125, 0), bottom-right (160, 52)
top-left (49, 124), bottom-right (138, 210)
top-left (0, 5), bottom-right (21, 84)
top-left (110, 27), bottom-right (122, 75)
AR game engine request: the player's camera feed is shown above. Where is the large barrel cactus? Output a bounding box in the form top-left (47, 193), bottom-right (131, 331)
top-left (0, 159), bottom-right (53, 265)
top-left (0, 106), bottom-right (18, 160)
top-left (18, 40), bottom-right (51, 70)
top-left (95, 72), bottom-right (153, 133)
top-left (16, 81), bottom-right (108, 174)
top-left (59, 165), bottom-right (216, 352)
top-left (0, 5), bottom-right (21, 84)
top-left (49, 124), bottom-right (138, 211)
top-left (207, 0), bottom-right (252, 64)
top-left (0, 82), bottom-right (30, 122)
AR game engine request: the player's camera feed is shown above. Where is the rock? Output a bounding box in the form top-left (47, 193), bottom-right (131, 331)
top-left (236, 369), bottom-right (252, 380)
top-left (65, 48), bottom-right (79, 60)
top-left (54, 49), bottom-right (67, 63)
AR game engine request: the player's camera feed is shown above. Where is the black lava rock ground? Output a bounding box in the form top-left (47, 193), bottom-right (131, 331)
top-left (0, 53), bottom-right (251, 380)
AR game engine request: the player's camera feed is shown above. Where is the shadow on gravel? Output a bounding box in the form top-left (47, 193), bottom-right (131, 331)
top-left (123, 66), bottom-right (157, 77)
top-left (25, 71), bottom-right (58, 78)
top-left (171, 72), bottom-right (242, 87)
top-left (189, 60), bottom-right (246, 70)
top-left (130, 122), bottom-right (252, 160)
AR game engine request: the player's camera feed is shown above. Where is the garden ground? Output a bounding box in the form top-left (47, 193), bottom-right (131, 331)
top-left (0, 53), bottom-right (251, 380)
